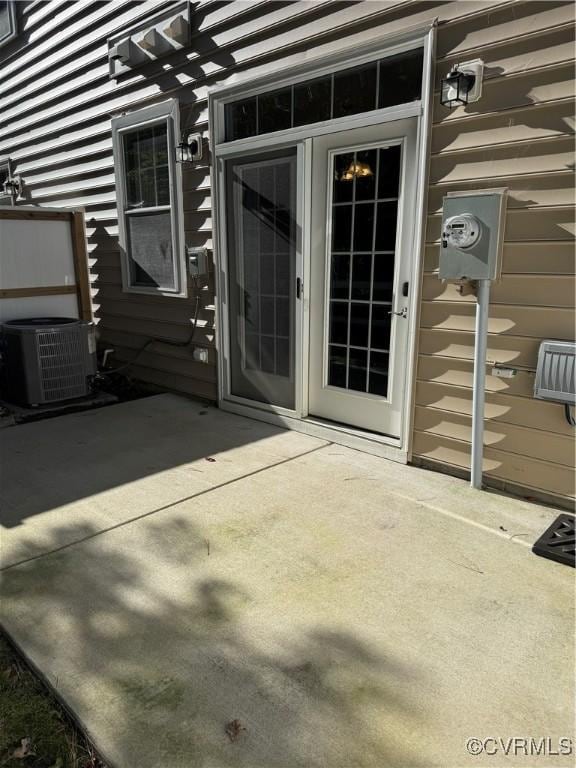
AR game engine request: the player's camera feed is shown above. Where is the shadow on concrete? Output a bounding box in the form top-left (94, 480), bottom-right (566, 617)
top-left (0, 395), bottom-right (320, 534)
top-left (1, 514), bottom-right (423, 768)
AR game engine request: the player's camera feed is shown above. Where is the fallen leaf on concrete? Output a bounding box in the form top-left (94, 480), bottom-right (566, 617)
top-left (205, 457), bottom-right (216, 462)
top-left (225, 719), bottom-right (246, 742)
top-left (12, 737), bottom-right (35, 758)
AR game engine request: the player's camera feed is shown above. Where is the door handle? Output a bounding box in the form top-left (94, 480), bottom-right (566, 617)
top-left (296, 276), bottom-right (303, 299)
top-left (388, 307), bottom-right (407, 318)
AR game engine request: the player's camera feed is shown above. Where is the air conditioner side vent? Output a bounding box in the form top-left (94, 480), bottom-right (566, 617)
top-left (36, 327), bottom-right (87, 402)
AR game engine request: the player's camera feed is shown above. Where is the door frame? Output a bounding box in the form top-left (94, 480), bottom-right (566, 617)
top-left (209, 21), bottom-right (436, 459)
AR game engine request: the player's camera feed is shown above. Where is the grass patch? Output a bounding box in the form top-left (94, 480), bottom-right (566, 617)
top-left (0, 632), bottom-right (106, 768)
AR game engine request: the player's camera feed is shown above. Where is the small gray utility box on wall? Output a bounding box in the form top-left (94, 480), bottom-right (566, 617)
top-left (534, 340), bottom-right (576, 404)
top-left (439, 190), bottom-right (507, 281)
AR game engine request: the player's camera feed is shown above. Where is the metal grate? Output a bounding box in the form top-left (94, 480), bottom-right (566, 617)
top-left (532, 514), bottom-right (575, 568)
top-left (36, 327), bottom-right (87, 402)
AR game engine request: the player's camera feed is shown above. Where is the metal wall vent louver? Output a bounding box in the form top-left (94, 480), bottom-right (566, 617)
top-left (0, 318), bottom-right (97, 406)
top-left (534, 340), bottom-right (576, 404)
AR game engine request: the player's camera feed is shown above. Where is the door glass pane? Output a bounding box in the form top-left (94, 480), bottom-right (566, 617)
top-left (353, 204), bottom-right (375, 251)
top-left (326, 144), bottom-right (402, 397)
top-left (370, 305), bottom-right (392, 351)
top-left (333, 153), bottom-right (354, 203)
top-left (328, 345), bottom-right (347, 388)
top-left (375, 201), bottom-right (398, 251)
top-left (368, 351), bottom-right (389, 395)
top-left (329, 301), bottom-right (348, 345)
top-left (350, 303), bottom-right (369, 347)
top-left (348, 348), bottom-right (368, 392)
top-left (351, 253), bottom-right (372, 300)
top-left (378, 145), bottom-right (401, 198)
top-left (330, 252), bottom-right (350, 299)
top-left (373, 256), bottom-right (395, 302)
top-left (332, 204), bottom-right (352, 251)
top-left (355, 149), bottom-right (377, 201)
top-left (227, 150), bottom-right (297, 409)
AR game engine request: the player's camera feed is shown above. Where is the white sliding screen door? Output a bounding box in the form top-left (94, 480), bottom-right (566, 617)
top-left (225, 149), bottom-right (298, 409)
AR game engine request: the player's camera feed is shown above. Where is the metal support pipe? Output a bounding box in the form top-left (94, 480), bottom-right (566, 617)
top-left (471, 279), bottom-right (490, 489)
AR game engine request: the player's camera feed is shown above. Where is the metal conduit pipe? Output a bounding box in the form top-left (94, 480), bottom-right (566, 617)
top-left (471, 279), bottom-right (490, 490)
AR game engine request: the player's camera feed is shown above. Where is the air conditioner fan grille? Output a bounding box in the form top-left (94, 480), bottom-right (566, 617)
top-left (37, 328), bottom-right (87, 401)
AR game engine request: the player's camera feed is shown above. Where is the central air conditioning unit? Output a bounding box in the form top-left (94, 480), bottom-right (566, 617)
top-left (0, 318), bottom-right (97, 406)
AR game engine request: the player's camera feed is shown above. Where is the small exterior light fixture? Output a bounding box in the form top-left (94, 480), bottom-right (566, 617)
top-left (2, 174), bottom-right (23, 201)
top-left (340, 160), bottom-right (374, 181)
top-left (440, 60), bottom-right (484, 109)
top-left (441, 66), bottom-right (475, 108)
top-left (177, 132), bottom-right (202, 163)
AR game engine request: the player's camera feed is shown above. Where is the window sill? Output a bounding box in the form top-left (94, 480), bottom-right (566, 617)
top-left (122, 285), bottom-right (189, 300)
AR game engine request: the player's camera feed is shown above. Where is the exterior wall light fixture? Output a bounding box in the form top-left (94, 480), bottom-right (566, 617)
top-left (177, 133), bottom-right (203, 163)
top-left (440, 59), bottom-right (484, 108)
top-left (2, 174), bottom-right (23, 201)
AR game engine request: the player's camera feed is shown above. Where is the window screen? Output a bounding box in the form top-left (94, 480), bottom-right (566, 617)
top-left (226, 150), bottom-right (297, 409)
top-left (127, 211), bottom-right (174, 289)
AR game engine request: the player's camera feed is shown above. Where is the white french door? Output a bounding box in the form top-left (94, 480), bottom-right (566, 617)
top-left (307, 119), bottom-right (418, 438)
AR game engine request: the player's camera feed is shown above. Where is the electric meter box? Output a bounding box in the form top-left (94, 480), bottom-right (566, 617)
top-left (439, 190), bottom-right (507, 281)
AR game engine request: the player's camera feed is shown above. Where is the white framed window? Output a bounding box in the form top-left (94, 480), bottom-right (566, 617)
top-left (112, 99), bottom-right (187, 297)
top-left (0, 1), bottom-right (17, 48)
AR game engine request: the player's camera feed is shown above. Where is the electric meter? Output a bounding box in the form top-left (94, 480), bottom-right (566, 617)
top-left (439, 191), bottom-right (507, 280)
top-left (442, 214), bottom-right (481, 249)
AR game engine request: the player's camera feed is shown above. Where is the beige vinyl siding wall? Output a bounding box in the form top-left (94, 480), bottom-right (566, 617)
top-left (1, 1), bottom-right (574, 501)
top-left (415, 1), bottom-right (575, 505)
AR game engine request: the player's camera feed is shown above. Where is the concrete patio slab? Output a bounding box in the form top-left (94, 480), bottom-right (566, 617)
top-left (1, 395), bottom-right (329, 567)
top-left (1, 395), bottom-right (574, 768)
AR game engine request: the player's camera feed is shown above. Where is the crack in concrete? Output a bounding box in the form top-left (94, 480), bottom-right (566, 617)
top-left (1, 443), bottom-right (331, 573)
